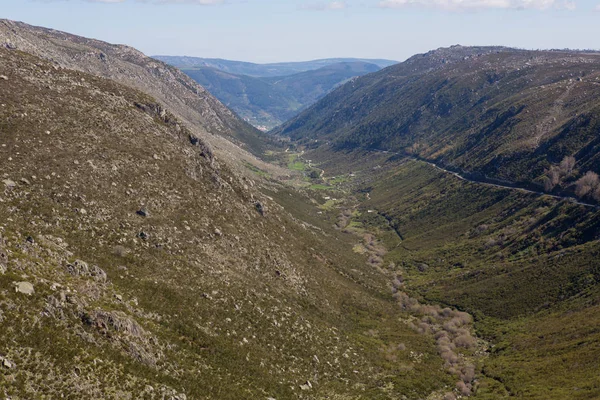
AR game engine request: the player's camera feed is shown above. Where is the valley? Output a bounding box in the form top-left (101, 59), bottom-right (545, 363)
top-left (0, 17), bottom-right (599, 400)
top-left (156, 56), bottom-right (396, 130)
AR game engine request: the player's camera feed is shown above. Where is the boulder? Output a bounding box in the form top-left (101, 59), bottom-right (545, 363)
top-left (66, 260), bottom-right (107, 282)
top-left (14, 281), bottom-right (34, 295)
top-left (2, 179), bottom-right (16, 188)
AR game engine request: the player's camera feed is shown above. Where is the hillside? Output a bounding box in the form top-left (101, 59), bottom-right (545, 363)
top-left (0, 23), bottom-right (487, 400)
top-left (0, 40), bottom-right (463, 399)
top-left (182, 61), bottom-right (382, 130)
top-left (275, 45), bottom-right (600, 202)
top-left (268, 45), bottom-right (600, 399)
top-left (0, 19), bottom-right (271, 159)
top-left (153, 56), bottom-right (396, 77)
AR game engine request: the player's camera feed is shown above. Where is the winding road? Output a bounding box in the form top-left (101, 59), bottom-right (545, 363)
top-left (374, 150), bottom-right (600, 210)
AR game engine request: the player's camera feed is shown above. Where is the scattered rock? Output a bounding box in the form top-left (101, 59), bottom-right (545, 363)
top-left (66, 260), bottom-right (107, 282)
top-left (189, 134), bottom-right (199, 146)
top-left (214, 228), bottom-right (223, 237)
top-left (254, 201), bottom-right (265, 216)
top-left (5, 41), bottom-right (16, 50)
top-left (2, 179), bottom-right (16, 188)
top-left (0, 75), bottom-right (7, 81)
top-left (0, 251), bottom-right (7, 274)
top-left (299, 381), bottom-right (312, 391)
top-left (14, 281), bottom-right (35, 295)
top-left (19, 178), bottom-right (30, 185)
top-left (115, 294), bottom-right (123, 302)
top-left (136, 207), bottom-right (149, 217)
top-left (2, 358), bottom-right (14, 369)
top-left (138, 231), bottom-right (149, 241)
top-left (26, 236), bottom-right (35, 244)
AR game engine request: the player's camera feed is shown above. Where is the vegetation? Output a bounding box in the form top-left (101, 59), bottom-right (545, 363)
top-left (178, 62), bottom-right (383, 130)
top-left (276, 46), bottom-right (600, 201)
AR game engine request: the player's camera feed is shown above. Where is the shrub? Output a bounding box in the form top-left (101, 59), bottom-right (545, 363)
top-left (575, 171), bottom-right (600, 198)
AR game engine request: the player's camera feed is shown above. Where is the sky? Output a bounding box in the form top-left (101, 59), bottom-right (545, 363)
top-left (3, 0), bottom-right (600, 63)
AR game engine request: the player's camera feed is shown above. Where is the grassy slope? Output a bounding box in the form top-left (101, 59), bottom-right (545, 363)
top-left (0, 48), bottom-right (459, 399)
top-left (275, 47), bottom-right (600, 199)
top-left (313, 149), bottom-right (600, 398)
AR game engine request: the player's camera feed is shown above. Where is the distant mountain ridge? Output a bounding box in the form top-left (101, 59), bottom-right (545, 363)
top-left (152, 55), bottom-right (397, 77)
top-left (155, 55), bottom-right (397, 130)
top-left (181, 61), bottom-right (382, 130)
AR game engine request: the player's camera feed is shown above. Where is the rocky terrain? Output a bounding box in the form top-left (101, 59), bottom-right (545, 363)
top-left (2, 20), bottom-right (600, 399)
top-left (0, 19), bottom-right (276, 165)
top-left (0, 25), bottom-right (477, 400)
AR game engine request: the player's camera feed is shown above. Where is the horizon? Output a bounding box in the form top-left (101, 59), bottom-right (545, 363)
top-left (3, 0), bottom-right (600, 63)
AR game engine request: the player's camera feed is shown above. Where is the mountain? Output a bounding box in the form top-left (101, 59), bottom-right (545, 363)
top-left (275, 45), bottom-right (600, 200)
top-left (0, 19), bottom-right (270, 158)
top-left (0, 22), bottom-right (470, 400)
top-left (182, 61), bottom-right (382, 130)
top-left (272, 45), bottom-right (600, 398)
top-left (153, 56), bottom-right (397, 77)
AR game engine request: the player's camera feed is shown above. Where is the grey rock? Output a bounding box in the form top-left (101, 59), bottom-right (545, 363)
top-left (254, 201), bottom-right (265, 216)
top-left (2, 179), bottom-right (16, 188)
top-left (136, 207), bottom-right (149, 217)
top-left (14, 281), bottom-right (35, 295)
top-left (189, 134), bottom-right (200, 146)
top-left (0, 75), bottom-right (7, 80)
top-left (66, 260), bottom-right (107, 282)
top-left (0, 251), bottom-right (7, 274)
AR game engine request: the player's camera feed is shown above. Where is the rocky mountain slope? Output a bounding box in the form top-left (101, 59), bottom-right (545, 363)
top-left (153, 56), bottom-right (396, 78)
top-left (275, 45), bottom-right (600, 202)
top-left (0, 19), bottom-right (271, 159)
top-left (181, 62), bottom-right (382, 130)
top-left (0, 25), bottom-right (477, 400)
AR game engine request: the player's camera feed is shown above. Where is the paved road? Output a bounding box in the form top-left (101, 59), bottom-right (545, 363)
top-left (374, 150), bottom-right (600, 210)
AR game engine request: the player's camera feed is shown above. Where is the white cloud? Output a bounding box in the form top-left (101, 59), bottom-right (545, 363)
top-left (137, 0), bottom-right (225, 3)
top-left (301, 1), bottom-right (347, 10)
top-left (378, 0), bottom-right (575, 10)
top-left (595, 3), bottom-right (600, 10)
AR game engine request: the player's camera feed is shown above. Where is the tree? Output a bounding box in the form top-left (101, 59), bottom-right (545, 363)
top-left (575, 171), bottom-right (600, 198)
top-left (559, 156), bottom-right (576, 177)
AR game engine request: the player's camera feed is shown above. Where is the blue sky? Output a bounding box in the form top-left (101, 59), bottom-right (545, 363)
top-left (3, 0), bottom-right (600, 63)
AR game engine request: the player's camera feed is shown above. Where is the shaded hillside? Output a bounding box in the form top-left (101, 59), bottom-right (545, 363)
top-left (0, 45), bottom-right (457, 399)
top-left (0, 19), bottom-right (270, 157)
top-left (183, 61), bottom-right (382, 130)
top-left (154, 55), bottom-right (396, 77)
top-left (297, 147), bottom-right (600, 399)
top-left (275, 45), bottom-right (600, 201)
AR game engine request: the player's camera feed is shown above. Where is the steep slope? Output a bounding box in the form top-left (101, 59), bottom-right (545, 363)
top-left (0, 19), bottom-right (270, 158)
top-left (276, 45), bottom-right (600, 201)
top-left (154, 55), bottom-right (396, 77)
top-left (183, 62), bottom-right (382, 130)
top-left (0, 41), bottom-right (466, 399)
top-left (295, 146), bottom-right (600, 399)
